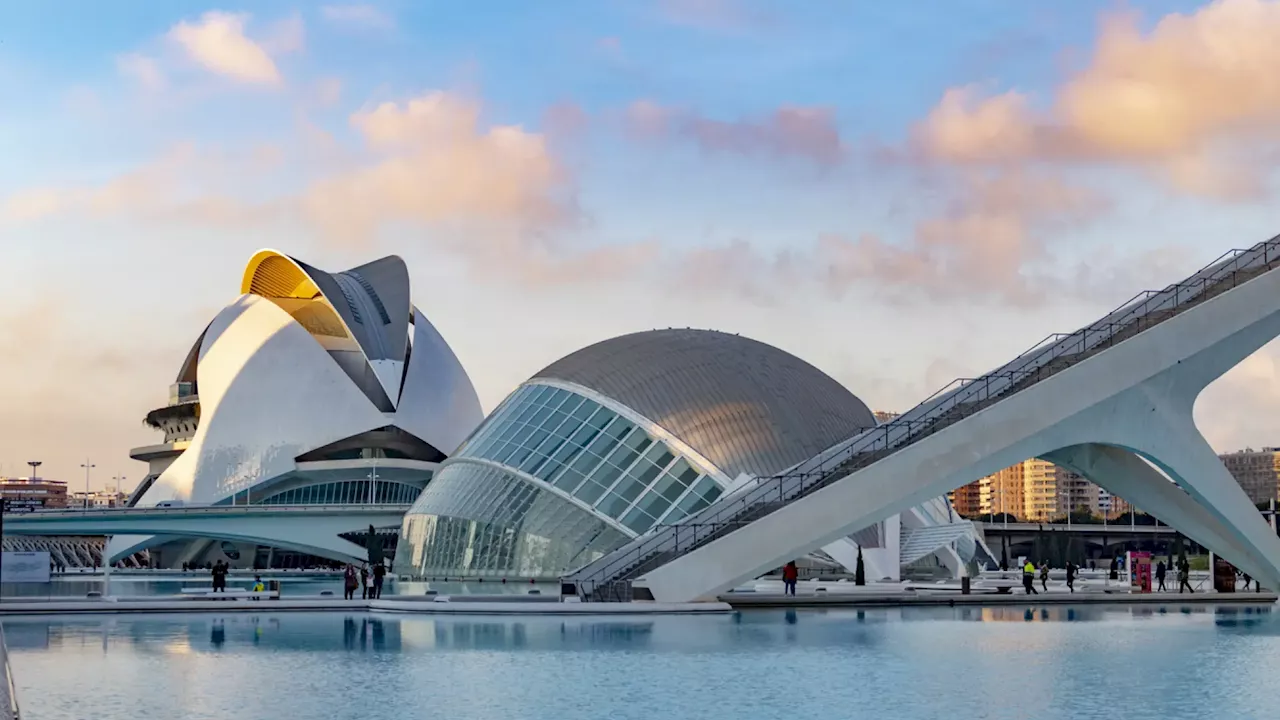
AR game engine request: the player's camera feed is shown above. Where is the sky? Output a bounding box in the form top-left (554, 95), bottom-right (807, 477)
top-left (5, 0), bottom-right (1280, 492)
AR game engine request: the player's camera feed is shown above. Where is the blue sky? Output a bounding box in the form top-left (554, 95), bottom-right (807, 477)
top-left (4, 0), bottom-right (1280, 488)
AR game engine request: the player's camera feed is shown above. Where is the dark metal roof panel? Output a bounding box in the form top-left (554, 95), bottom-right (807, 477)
top-left (532, 329), bottom-right (876, 479)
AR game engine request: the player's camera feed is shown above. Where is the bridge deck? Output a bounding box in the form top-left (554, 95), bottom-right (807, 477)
top-left (566, 236), bottom-right (1280, 601)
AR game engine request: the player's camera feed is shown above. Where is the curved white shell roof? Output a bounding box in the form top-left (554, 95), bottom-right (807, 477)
top-left (136, 251), bottom-right (483, 507)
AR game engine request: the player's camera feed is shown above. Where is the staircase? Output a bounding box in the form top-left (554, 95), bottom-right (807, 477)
top-left (564, 236), bottom-right (1280, 601)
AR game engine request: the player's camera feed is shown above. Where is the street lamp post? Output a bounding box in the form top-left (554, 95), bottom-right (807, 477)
top-left (80, 460), bottom-right (96, 512)
top-left (367, 460), bottom-right (379, 505)
top-left (111, 475), bottom-right (126, 508)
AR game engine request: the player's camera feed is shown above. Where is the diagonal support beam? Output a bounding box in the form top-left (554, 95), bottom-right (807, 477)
top-left (1045, 443), bottom-right (1279, 589)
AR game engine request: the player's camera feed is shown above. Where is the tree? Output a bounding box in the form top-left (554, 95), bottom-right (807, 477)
top-left (854, 545), bottom-right (865, 586)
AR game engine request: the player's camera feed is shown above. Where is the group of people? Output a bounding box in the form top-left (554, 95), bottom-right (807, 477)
top-left (1020, 560), bottom-right (1080, 594)
top-left (343, 561), bottom-right (387, 600)
top-left (1153, 558), bottom-right (1195, 593)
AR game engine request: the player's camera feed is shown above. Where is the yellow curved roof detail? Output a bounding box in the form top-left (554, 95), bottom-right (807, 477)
top-left (240, 249), bottom-right (321, 299)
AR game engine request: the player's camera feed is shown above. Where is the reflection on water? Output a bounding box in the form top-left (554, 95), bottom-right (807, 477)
top-left (7, 604), bottom-right (1280, 720)
top-left (1, 575), bottom-right (559, 599)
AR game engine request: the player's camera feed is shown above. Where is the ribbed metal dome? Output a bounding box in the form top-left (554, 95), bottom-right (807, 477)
top-left (532, 329), bottom-right (876, 479)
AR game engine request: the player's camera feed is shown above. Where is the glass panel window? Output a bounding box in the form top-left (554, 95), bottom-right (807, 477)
top-left (630, 461), bottom-right (664, 491)
top-left (522, 428), bottom-right (551, 451)
top-left (635, 489), bottom-right (671, 519)
top-left (528, 405), bottom-right (555, 427)
top-left (621, 506), bottom-right (656, 534)
top-left (692, 477), bottom-right (721, 502)
top-left (544, 388), bottom-right (570, 409)
top-left (584, 427), bottom-right (627, 461)
top-left (575, 480), bottom-right (608, 505)
top-left (587, 408), bottom-right (617, 430)
top-left (591, 462), bottom-right (625, 492)
top-left (571, 401), bottom-right (596, 423)
top-left (553, 468), bottom-right (585, 493)
top-left (614, 477), bottom-right (645, 503)
top-left (559, 395), bottom-right (585, 417)
top-left (597, 492), bottom-right (631, 519)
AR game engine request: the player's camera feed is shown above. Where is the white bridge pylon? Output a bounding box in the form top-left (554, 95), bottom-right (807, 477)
top-left (639, 244), bottom-right (1280, 602)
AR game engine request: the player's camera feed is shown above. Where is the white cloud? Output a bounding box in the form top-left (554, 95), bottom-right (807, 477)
top-left (168, 11), bottom-right (282, 85)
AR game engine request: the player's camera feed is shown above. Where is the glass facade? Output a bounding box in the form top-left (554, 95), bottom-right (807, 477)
top-left (397, 462), bottom-right (631, 579)
top-left (396, 382), bottom-right (727, 580)
top-left (459, 383), bottom-right (723, 533)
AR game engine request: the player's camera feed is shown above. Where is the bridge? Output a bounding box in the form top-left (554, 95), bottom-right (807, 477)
top-left (566, 236), bottom-right (1280, 602)
top-left (978, 522), bottom-right (1187, 554)
top-left (3, 504), bottom-right (410, 565)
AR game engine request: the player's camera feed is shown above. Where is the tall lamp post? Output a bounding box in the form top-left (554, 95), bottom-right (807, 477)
top-left (80, 460), bottom-right (96, 512)
top-left (111, 475), bottom-right (126, 508)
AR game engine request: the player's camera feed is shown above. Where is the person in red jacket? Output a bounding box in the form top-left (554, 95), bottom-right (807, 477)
top-left (782, 561), bottom-right (798, 597)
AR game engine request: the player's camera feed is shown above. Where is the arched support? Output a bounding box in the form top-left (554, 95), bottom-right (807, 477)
top-left (1045, 444), bottom-right (1280, 589)
top-left (627, 248), bottom-right (1280, 602)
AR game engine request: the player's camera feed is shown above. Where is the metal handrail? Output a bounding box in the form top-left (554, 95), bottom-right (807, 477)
top-left (566, 235), bottom-right (1280, 599)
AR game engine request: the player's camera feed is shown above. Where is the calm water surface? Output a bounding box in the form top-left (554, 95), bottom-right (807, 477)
top-left (7, 604), bottom-right (1279, 720)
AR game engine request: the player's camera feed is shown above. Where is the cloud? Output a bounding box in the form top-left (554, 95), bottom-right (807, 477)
top-left (168, 12), bottom-right (283, 85)
top-left (116, 53), bottom-right (166, 90)
top-left (913, 0), bottom-right (1280, 197)
top-left (624, 100), bottom-right (844, 164)
top-left (816, 171), bottom-right (1107, 304)
top-left (304, 92), bottom-right (570, 242)
top-left (0, 144), bottom-right (283, 227)
top-left (321, 5), bottom-right (394, 31)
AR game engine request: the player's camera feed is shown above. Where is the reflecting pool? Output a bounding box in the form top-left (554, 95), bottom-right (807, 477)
top-left (7, 604), bottom-right (1279, 720)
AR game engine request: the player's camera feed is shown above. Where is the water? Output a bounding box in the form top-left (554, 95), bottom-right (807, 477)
top-left (7, 604), bottom-right (1279, 720)
top-left (1, 574), bottom-right (557, 599)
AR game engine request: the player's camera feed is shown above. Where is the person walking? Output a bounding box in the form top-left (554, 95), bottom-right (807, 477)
top-left (211, 560), bottom-right (228, 593)
top-left (343, 564), bottom-right (358, 600)
top-left (1022, 560), bottom-right (1038, 594)
top-left (1065, 561), bottom-right (1076, 593)
top-left (1178, 558), bottom-right (1194, 594)
top-left (360, 564), bottom-right (370, 600)
top-left (1039, 562), bottom-right (1050, 593)
top-left (781, 561), bottom-right (798, 597)
top-left (1242, 571), bottom-right (1253, 592)
top-left (372, 561), bottom-right (386, 599)
top-left (1155, 560), bottom-right (1167, 592)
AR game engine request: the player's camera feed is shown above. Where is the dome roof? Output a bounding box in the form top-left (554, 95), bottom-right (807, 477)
top-left (532, 329), bottom-right (876, 479)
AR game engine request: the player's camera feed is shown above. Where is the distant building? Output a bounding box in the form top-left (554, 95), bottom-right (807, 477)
top-left (0, 476), bottom-right (69, 509)
top-left (950, 459), bottom-right (1122, 521)
top-left (70, 488), bottom-right (130, 509)
top-left (1218, 448), bottom-right (1280, 505)
top-left (873, 410), bottom-right (900, 424)
top-left (948, 481), bottom-right (983, 517)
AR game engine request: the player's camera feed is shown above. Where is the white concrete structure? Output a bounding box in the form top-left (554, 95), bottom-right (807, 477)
top-left (110, 250), bottom-right (483, 565)
top-left (12, 506), bottom-right (409, 565)
top-left (567, 238), bottom-right (1280, 602)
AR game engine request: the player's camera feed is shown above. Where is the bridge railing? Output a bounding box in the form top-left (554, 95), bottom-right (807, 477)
top-left (565, 235), bottom-right (1280, 600)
